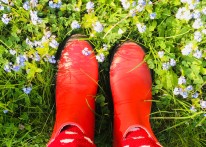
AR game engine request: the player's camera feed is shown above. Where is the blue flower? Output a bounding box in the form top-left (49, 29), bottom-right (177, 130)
top-left (180, 91), bottom-right (188, 98)
top-left (178, 76), bottom-right (186, 85)
top-left (136, 23), bottom-right (146, 33)
top-left (182, 43), bottom-right (193, 55)
top-left (49, 38), bottom-right (59, 49)
top-left (200, 100), bottom-right (206, 109)
top-left (23, 86), bottom-right (32, 94)
top-left (4, 64), bottom-right (11, 72)
top-left (170, 58), bottom-right (176, 66)
top-left (1, 14), bottom-right (11, 24)
top-left (82, 47), bottom-right (91, 56)
top-left (193, 49), bottom-right (202, 59)
top-left (49, 0), bottom-right (62, 9)
top-left (186, 85), bottom-right (193, 91)
top-left (96, 53), bottom-right (105, 62)
top-left (93, 21), bottom-right (104, 33)
top-left (173, 87), bottom-right (180, 95)
top-left (71, 20), bottom-right (81, 29)
top-left (192, 92), bottom-right (199, 98)
top-left (16, 55), bottom-right (27, 66)
top-left (23, 1), bottom-right (30, 10)
top-left (34, 52), bottom-right (40, 61)
top-left (3, 110), bottom-right (9, 114)
top-left (150, 12), bottom-right (156, 19)
top-left (86, 1), bottom-right (94, 12)
top-left (162, 62), bottom-right (170, 70)
top-left (48, 55), bottom-right (56, 64)
top-left (194, 31), bottom-right (202, 42)
top-left (9, 49), bottom-right (16, 55)
top-left (12, 65), bottom-right (20, 72)
top-left (190, 106), bottom-right (197, 112)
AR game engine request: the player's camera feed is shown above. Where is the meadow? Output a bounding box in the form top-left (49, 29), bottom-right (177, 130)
top-left (0, 0), bottom-right (205, 146)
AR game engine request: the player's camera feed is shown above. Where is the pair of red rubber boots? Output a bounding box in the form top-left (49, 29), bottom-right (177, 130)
top-left (47, 35), bottom-right (159, 147)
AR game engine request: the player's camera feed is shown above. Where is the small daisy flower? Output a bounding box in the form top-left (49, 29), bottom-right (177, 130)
top-left (86, 1), bottom-right (94, 13)
top-left (93, 21), bottom-right (104, 33)
top-left (82, 47), bottom-right (91, 56)
top-left (71, 20), bottom-right (81, 29)
top-left (23, 86), bottom-right (32, 94)
top-left (192, 92), bottom-right (199, 98)
top-left (136, 23), bottom-right (146, 33)
top-left (193, 49), bottom-right (202, 59)
top-left (162, 62), bottom-right (170, 70)
top-left (150, 12), bottom-right (156, 19)
top-left (158, 51), bottom-right (164, 58)
top-left (200, 100), bottom-right (206, 109)
top-left (178, 76), bottom-right (186, 85)
top-left (194, 31), bottom-right (202, 42)
top-left (96, 53), bottom-right (105, 62)
top-left (170, 58), bottom-right (176, 66)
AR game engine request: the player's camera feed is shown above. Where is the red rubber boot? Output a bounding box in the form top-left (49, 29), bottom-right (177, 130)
top-left (47, 35), bottom-right (98, 146)
top-left (110, 42), bottom-right (160, 147)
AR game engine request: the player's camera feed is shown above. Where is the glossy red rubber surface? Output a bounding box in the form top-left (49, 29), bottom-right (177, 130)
top-left (110, 42), bottom-right (158, 147)
top-left (47, 38), bottom-right (98, 146)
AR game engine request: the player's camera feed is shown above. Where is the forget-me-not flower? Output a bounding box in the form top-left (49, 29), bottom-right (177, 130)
top-left (23, 86), bottom-right (32, 94)
top-left (150, 13), bottom-right (156, 19)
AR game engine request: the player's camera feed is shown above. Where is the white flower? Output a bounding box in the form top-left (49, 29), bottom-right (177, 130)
top-left (176, 7), bottom-right (192, 21)
top-left (202, 7), bottom-right (206, 15)
top-left (82, 47), bottom-right (91, 56)
top-left (93, 21), bottom-right (104, 33)
top-left (180, 91), bottom-right (188, 98)
top-left (181, 43), bottom-right (193, 55)
top-left (129, 9), bottom-right (136, 17)
top-left (49, 38), bottom-right (59, 48)
top-left (192, 19), bottom-right (203, 29)
top-left (158, 51), bottom-right (164, 58)
top-left (71, 20), bottom-right (81, 29)
top-left (9, 49), bottom-right (16, 55)
top-left (178, 76), bottom-right (186, 85)
top-left (120, 0), bottom-right (130, 10)
top-left (30, 0), bottom-right (38, 8)
top-left (103, 44), bottom-right (108, 51)
top-left (162, 62), bottom-right (170, 70)
top-left (193, 49), bottom-right (202, 59)
top-left (136, 23), bottom-right (146, 33)
top-left (202, 29), bottom-right (206, 35)
top-left (1, 0), bottom-right (9, 4)
top-left (23, 1), bottom-right (30, 10)
top-left (86, 1), bottom-right (94, 12)
top-left (136, 4), bottom-right (144, 12)
top-left (194, 31), bottom-right (202, 42)
top-left (96, 53), bottom-right (105, 62)
top-left (190, 106), bottom-right (197, 112)
top-left (173, 87), bottom-right (180, 95)
top-left (118, 28), bottom-right (124, 35)
top-left (192, 10), bottom-right (201, 19)
top-left (1, 14), bottom-right (11, 24)
top-left (200, 100), bottom-right (206, 109)
top-left (26, 38), bottom-right (34, 47)
top-left (170, 58), bottom-right (176, 66)
top-left (30, 10), bottom-right (42, 25)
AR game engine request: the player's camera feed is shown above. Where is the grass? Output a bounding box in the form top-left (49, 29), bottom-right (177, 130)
top-left (0, 0), bottom-right (206, 146)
